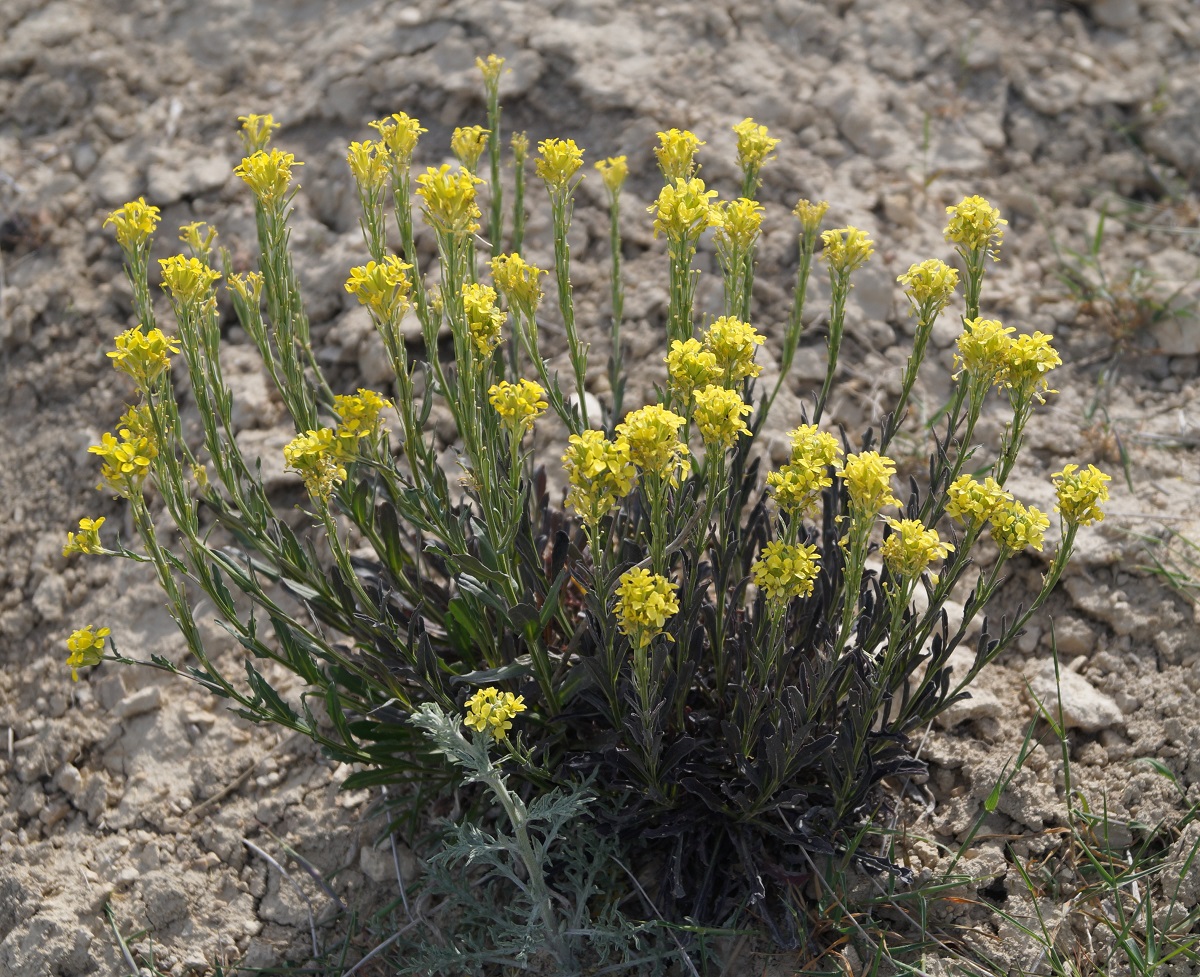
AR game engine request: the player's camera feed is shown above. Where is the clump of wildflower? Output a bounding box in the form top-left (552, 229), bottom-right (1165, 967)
top-left (614, 567), bottom-right (679, 649)
top-left (692, 385), bottom-right (751, 449)
top-left (793, 198), bottom-right (830, 241)
top-left (333, 389), bottom-right (392, 457)
top-left (945, 194), bottom-right (1006, 257)
top-left (1051, 464), bottom-right (1110, 527)
top-left (714, 197), bottom-right (764, 251)
top-left (732, 118), bottom-right (779, 179)
top-left (945, 474), bottom-right (1011, 531)
top-left (703, 316), bottom-right (764, 384)
top-left (228, 271), bottom-right (264, 306)
top-left (369, 112), bottom-right (426, 164)
top-left (594, 156), bottom-right (628, 194)
top-left (159, 255), bottom-right (222, 306)
top-left (415, 164), bottom-right (483, 237)
top-left (344, 256), bottom-right (413, 320)
top-left (489, 379), bottom-right (548, 434)
top-left (616, 405), bottom-right (689, 484)
top-left (238, 113), bottom-right (279, 153)
top-left (752, 540), bottom-right (821, 603)
top-left (346, 139), bottom-right (389, 193)
top-left (462, 282), bottom-right (506, 358)
top-left (475, 53), bottom-right (505, 87)
top-left (821, 226), bottom-right (875, 276)
top-left (283, 429), bottom-right (347, 504)
top-left (451, 125), bottom-right (490, 173)
top-left (1001, 331), bottom-right (1061, 404)
top-left (882, 519), bottom-right (954, 583)
top-left (990, 499), bottom-right (1050, 552)
top-left (104, 197), bottom-right (161, 250)
top-left (665, 338), bottom-right (720, 400)
top-left (767, 425), bottom-right (843, 516)
top-left (234, 149), bottom-right (302, 205)
top-left (108, 326), bottom-right (181, 387)
top-left (90, 406), bottom-right (159, 497)
top-left (563, 430), bottom-right (636, 528)
top-left (955, 317), bottom-right (1015, 384)
top-left (63, 517), bottom-right (106, 558)
top-left (490, 253), bottom-right (546, 317)
top-left (655, 128), bottom-right (704, 182)
top-left (842, 451), bottom-right (900, 517)
top-left (897, 259), bottom-right (959, 319)
top-left (464, 686), bottom-right (526, 741)
top-left (66, 626), bottom-right (110, 681)
top-left (535, 137), bottom-right (584, 192)
top-left (649, 177), bottom-right (722, 244)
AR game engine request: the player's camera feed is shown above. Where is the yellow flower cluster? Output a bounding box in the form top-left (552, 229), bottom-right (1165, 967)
top-left (703, 316), bottom-right (764, 384)
top-left (228, 270), bottom-right (264, 305)
top-left (451, 125), bottom-right (490, 173)
top-left (752, 540), bottom-right (821, 603)
top-left (462, 282), bottom-right (507, 357)
top-left (945, 194), bottom-right (1007, 256)
top-left (475, 54), bottom-right (505, 87)
top-left (90, 406), bottom-right (158, 497)
top-left (766, 425), bottom-right (843, 517)
top-left (692, 385), bottom-right (752, 448)
top-left (594, 155), bottom-right (628, 194)
top-left (655, 128), bottom-right (704, 182)
top-left (1003, 331), bottom-right (1061, 403)
top-left (283, 428), bottom-right (347, 504)
top-left (1051, 464), bottom-right (1110, 527)
top-left (535, 137), bottom-right (584, 191)
top-left (464, 686), bottom-right (526, 741)
top-left (955, 317), bottom-right (1016, 384)
top-left (238, 113), bottom-right (279, 153)
top-left (104, 197), bottom-right (161, 250)
top-left (793, 198), bottom-right (830, 239)
top-left (821, 226), bottom-right (875, 276)
top-left (897, 259), bottom-right (959, 317)
top-left (563, 430), bottom-right (636, 528)
top-left (347, 139), bottom-right (389, 193)
top-left (842, 451), bottom-right (899, 517)
top-left (882, 519), bottom-right (954, 583)
top-left (715, 197), bottom-right (765, 252)
top-left (732, 118), bottom-right (779, 173)
top-left (488, 379), bottom-right (548, 432)
top-left (344, 256), bottom-right (413, 320)
top-left (614, 567), bottom-right (679, 649)
top-left (159, 255), bottom-right (222, 306)
top-left (615, 405), bottom-right (689, 484)
top-left (990, 499), bottom-right (1050, 553)
top-left (234, 149), bottom-right (302, 205)
top-left (490, 253), bottom-right (546, 317)
top-left (108, 326), bottom-right (181, 387)
top-left (416, 164), bottom-right (483, 236)
top-left (63, 517), bottom-right (106, 558)
top-left (66, 626), bottom-right (110, 681)
top-left (333, 388), bottom-right (392, 456)
top-left (369, 112), bottom-right (426, 164)
top-left (945, 475), bottom-right (1011, 531)
top-left (665, 339), bottom-right (720, 400)
top-left (179, 221), bottom-right (217, 259)
top-left (649, 177), bottom-right (722, 244)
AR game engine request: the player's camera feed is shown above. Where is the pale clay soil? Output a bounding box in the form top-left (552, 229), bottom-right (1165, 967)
top-left (3, 0), bottom-right (1200, 974)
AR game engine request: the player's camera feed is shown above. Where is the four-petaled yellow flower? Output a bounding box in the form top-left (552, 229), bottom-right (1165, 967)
top-left (703, 316), bottom-right (764, 384)
top-left (1051, 463), bottom-right (1110, 527)
top-left (1001, 331), bottom-right (1061, 404)
top-left (821, 226), bottom-right (875, 276)
top-left (66, 626), bottom-right (110, 681)
top-left (464, 686), bottom-right (526, 741)
top-left (654, 128), bottom-right (704, 182)
top-left (715, 198), bottom-right (765, 252)
top-left (159, 255), bottom-right (222, 307)
top-left (535, 137), bottom-right (584, 192)
top-left (108, 326), bottom-right (181, 387)
top-left (615, 405), bottom-right (689, 485)
top-left (692, 385), bottom-right (751, 449)
top-left (369, 113), bottom-right (426, 164)
top-left (104, 197), bottom-right (161, 250)
top-left (897, 259), bottom-right (959, 319)
top-left (234, 149), bottom-right (302, 205)
top-left (489, 379), bottom-right (548, 434)
top-left (842, 451), bottom-right (900, 517)
top-left (63, 517), bottom-right (106, 558)
top-left (650, 177), bottom-right (722, 244)
top-left (945, 194), bottom-right (1007, 257)
top-left (955, 317), bottom-right (1015, 384)
top-left (732, 118), bottom-right (779, 175)
top-left (90, 406), bottom-right (159, 497)
top-left (665, 338), bottom-right (720, 400)
top-left (346, 139), bottom-right (390, 193)
top-left (490, 253), bottom-right (546, 317)
top-left (333, 389), bottom-right (393, 457)
top-left (238, 113), bottom-right (279, 153)
top-left (752, 540), bottom-right (821, 603)
top-left (344, 256), bottom-right (413, 320)
top-left (451, 125), bottom-right (490, 173)
top-left (462, 282), bottom-right (507, 358)
top-left (614, 567), bottom-right (679, 649)
top-left (283, 428), bottom-right (348, 504)
top-left (990, 499), bottom-right (1050, 553)
top-left (882, 519), bottom-right (954, 584)
top-left (793, 198), bottom-right (830, 240)
top-left (594, 156), bottom-right (628, 194)
top-left (415, 164), bottom-right (483, 237)
top-left (945, 475), bottom-right (1011, 531)
top-left (563, 430), bottom-right (636, 528)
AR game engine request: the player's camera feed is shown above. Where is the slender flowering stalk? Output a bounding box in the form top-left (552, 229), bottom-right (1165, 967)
top-left (510, 132), bottom-right (528, 255)
top-left (650, 177), bottom-right (723, 345)
top-left (714, 197), bottom-right (764, 322)
top-left (347, 139), bottom-right (391, 261)
top-left (104, 197), bottom-right (161, 327)
top-left (732, 117), bottom-right (779, 199)
top-left (815, 226), bottom-right (874, 423)
top-left (477, 54), bottom-right (506, 256)
top-left (770, 198), bottom-right (829, 416)
top-left (596, 156), bottom-right (628, 425)
top-left (945, 194), bottom-right (1006, 320)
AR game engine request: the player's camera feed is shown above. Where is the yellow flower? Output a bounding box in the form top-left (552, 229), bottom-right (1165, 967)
top-left (535, 137), bottom-right (584, 192)
top-left (283, 428), bottom-right (348, 504)
top-left (346, 139), bottom-right (390, 193)
top-left (63, 517), bottom-right (106, 558)
top-left (714, 197), bottom-right (764, 252)
top-left (475, 53), bottom-right (505, 88)
top-left (945, 194), bottom-right (1007, 256)
top-left (955, 317), bottom-right (1015, 384)
top-left (945, 475), bottom-right (1011, 531)
top-left (665, 338), bottom-right (720, 400)
top-left (66, 626), bottom-right (110, 681)
top-left (990, 499), bottom-right (1050, 553)
top-left (1001, 331), bottom-right (1061, 404)
top-left (234, 149), bottom-right (302, 205)
top-left (594, 155), bottom-right (628, 194)
top-left (104, 197), bottom-right (161, 250)
top-left (416, 164), bottom-right (484, 237)
top-left (614, 567), bottom-right (679, 649)
top-left (897, 259), bottom-right (959, 318)
top-left (654, 128), bottom-right (704, 182)
top-left (464, 686), bottom-right (526, 740)
top-left (767, 425), bottom-right (842, 516)
top-left (882, 518), bottom-right (954, 583)
top-left (451, 125), bottom-right (490, 173)
top-left (821, 226), bottom-right (874, 276)
top-left (752, 540), bottom-right (821, 603)
top-left (792, 198), bottom-right (830, 240)
top-left (732, 118), bottom-right (779, 174)
top-left (649, 177), bottom-right (722, 243)
top-left (488, 379), bottom-right (548, 433)
top-left (462, 282), bottom-right (506, 358)
top-left (237, 113), bottom-right (279, 153)
top-left (178, 221), bottom-right (217, 259)
top-left (702, 316), bottom-right (764, 384)
top-left (616, 405), bottom-right (689, 484)
top-left (108, 326), bottom-right (181, 387)
top-left (842, 451), bottom-right (899, 517)
top-left (511, 131), bottom-right (529, 160)
top-left (563, 430), bottom-right (636, 527)
top-left (227, 271), bottom-right (264, 306)
top-left (344, 256), bottom-right (413, 320)
top-left (1051, 463), bottom-right (1110, 527)
top-left (692, 385), bottom-right (751, 449)
top-left (369, 112), bottom-right (426, 164)
top-left (333, 388), bottom-right (393, 457)
top-left (490, 253), bottom-right (546, 317)
top-left (90, 406), bottom-right (158, 497)
top-left (787, 424), bottom-right (843, 471)
top-left (159, 255), bottom-right (222, 306)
